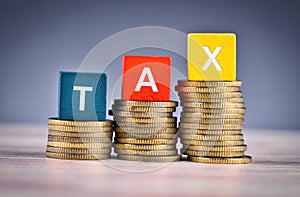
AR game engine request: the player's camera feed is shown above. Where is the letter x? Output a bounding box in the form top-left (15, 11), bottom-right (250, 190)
top-left (201, 46), bottom-right (222, 71)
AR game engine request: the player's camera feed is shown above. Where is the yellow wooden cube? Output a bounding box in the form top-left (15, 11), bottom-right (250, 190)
top-left (187, 33), bottom-right (236, 81)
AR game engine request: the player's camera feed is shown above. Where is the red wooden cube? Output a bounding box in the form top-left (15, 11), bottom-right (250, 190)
top-left (122, 56), bottom-right (171, 101)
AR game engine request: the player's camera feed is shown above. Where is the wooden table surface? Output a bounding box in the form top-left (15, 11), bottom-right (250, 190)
top-left (0, 124), bottom-right (299, 197)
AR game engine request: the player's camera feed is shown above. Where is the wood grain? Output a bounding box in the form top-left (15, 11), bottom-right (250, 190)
top-left (0, 124), bottom-right (299, 197)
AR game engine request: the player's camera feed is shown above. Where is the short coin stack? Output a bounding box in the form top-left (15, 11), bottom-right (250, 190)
top-left (46, 118), bottom-right (113, 160)
top-left (175, 80), bottom-right (252, 164)
top-left (111, 100), bottom-right (181, 162)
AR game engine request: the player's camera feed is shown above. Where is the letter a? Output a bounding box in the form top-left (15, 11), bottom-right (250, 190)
top-left (134, 67), bottom-right (158, 92)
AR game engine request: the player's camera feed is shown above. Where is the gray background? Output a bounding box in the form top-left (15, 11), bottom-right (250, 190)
top-left (0, 0), bottom-right (299, 129)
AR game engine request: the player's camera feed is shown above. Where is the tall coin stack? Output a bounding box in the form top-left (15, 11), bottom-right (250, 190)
top-left (46, 118), bottom-right (113, 160)
top-left (176, 80), bottom-right (252, 164)
top-left (111, 100), bottom-right (181, 162)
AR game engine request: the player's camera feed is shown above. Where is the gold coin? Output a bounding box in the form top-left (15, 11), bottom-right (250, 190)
top-left (115, 122), bottom-right (177, 128)
top-left (180, 102), bottom-right (244, 108)
top-left (47, 141), bottom-right (112, 148)
top-left (180, 134), bottom-right (244, 141)
top-left (48, 125), bottom-right (112, 133)
top-left (112, 105), bottom-right (176, 112)
top-left (180, 118), bottom-right (244, 124)
top-left (178, 92), bottom-right (243, 98)
top-left (187, 155), bottom-right (252, 164)
top-left (114, 143), bottom-right (176, 150)
top-left (179, 97), bottom-right (244, 103)
top-left (114, 100), bottom-right (178, 107)
top-left (177, 80), bottom-right (243, 87)
top-left (110, 110), bottom-right (173, 118)
top-left (179, 123), bottom-right (243, 130)
top-left (175, 86), bottom-right (239, 93)
top-left (178, 129), bottom-right (242, 135)
top-left (47, 135), bottom-right (111, 143)
top-left (48, 130), bottom-right (112, 138)
top-left (46, 151), bottom-right (110, 160)
top-left (46, 146), bottom-right (111, 154)
top-left (182, 150), bottom-right (245, 157)
top-left (182, 107), bottom-right (246, 114)
top-left (114, 138), bottom-right (177, 145)
top-left (181, 140), bottom-right (244, 146)
top-left (115, 133), bottom-right (178, 139)
top-left (183, 145), bottom-right (247, 152)
top-left (117, 154), bottom-right (181, 162)
top-left (48, 118), bottom-right (113, 127)
top-left (180, 113), bottom-right (244, 119)
top-left (113, 126), bottom-right (178, 134)
top-left (114, 117), bottom-right (177, 124)
top-left (114, 149), bottom-right (178, 156)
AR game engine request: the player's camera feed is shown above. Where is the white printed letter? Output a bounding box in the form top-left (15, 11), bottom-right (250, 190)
top-left (202, 46), bottom-right (223, 71)
top-left (73, 86), bottom-right (93, 111)
top-left (135, 67), bottom-right (158, 92)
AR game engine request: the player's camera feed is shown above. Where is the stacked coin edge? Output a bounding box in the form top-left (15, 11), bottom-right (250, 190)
top-left (46, 118), bottom-right (113, 160)
top-left (111, 99), bottom-right (181, 162)
top-left (176, 80), bottom-right (252, 164)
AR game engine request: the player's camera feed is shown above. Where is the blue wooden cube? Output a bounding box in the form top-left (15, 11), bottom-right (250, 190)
top-left (58, 72), bottom-right (107, 121)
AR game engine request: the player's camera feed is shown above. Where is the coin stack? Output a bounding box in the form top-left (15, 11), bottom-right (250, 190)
top-left (175, 80), bottom-right (252, 164)
top-left (46, 118), bottom-right (113, 160)
top-left (111, 99), bottom-right (181, 162)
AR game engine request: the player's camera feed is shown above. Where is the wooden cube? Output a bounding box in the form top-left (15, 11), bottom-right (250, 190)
top-left (188, 33), bottom-right (236, 81)
top-left (122, 56), bottom-right (171, 101)
top-left (58, 72), bottom-right (107, 120)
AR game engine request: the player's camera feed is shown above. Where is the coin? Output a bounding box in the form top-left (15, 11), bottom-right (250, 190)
top-left (180, 113), bottom-right (244, 119)
top-left (114, 138), bottom-right (177, 145)
top-left (115, 122), bottom-right (177, 128)
top-left (114, 143), bottom-right (176, 150)
top-left (178, 92), bottom-right (243, 98)
top-left (177, 80), bottom-right (242, 87)
top-left (180, 134), bottom-right (244, 141)
top-left (48, 130), bottom-right (113, 138)
top-left (113, 126), bottom-right (178, 134)
top-left (114, 149), bottom-right (178, 156)
top-left (48, 125), bottom-right (112, 133)
top-left (117, 154), bottom-right (181, 162)
top-left (179, 97), bottom-right (244, 103)
top-left (180, 102), bottom-right (244, 108)
top-left (179, 118), bottom-right (244, 124)
top-left (179, 123), bottom-right (243, 130)
top-left (187, 155), bottom-right (252, 164)
top-left (114, 100), bottom-right (178, 107)
top-left (112, 105), bottom-right (176, 112)
top-left (46, 146), bottom-right (111, 154)
top-left (115, 133), bottom-right (178, 139)
top-left (114, 117), bottom-right (177, 123)
top-left (48, 118), bottom-right (113, 127)
top-left (47, 141), bottom-right (112, 148)
top-left (182, 107), bottom-right (246, 114)
top-left (175, 86), bottom-right (240, 93)
top-left (110, 111), bottom-right (173, 118)
top-left (46, 151), bottom-right (110, 160)
top-left (183, 145), bottom-right (247, 152)
top-left (47, 135), bottom-right (111, 143)
top-left (178, 129), bottom-right (242, 135)
top-left (182, 150), bottom-right (245, 157)
top-left (181, 140), bottom-right (244, 146)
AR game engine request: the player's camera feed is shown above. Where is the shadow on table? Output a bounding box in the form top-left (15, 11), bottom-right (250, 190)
top-left (253, 159), bottom-right (300, 166)
top-left (0, 151), bottom-right (45, 158)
